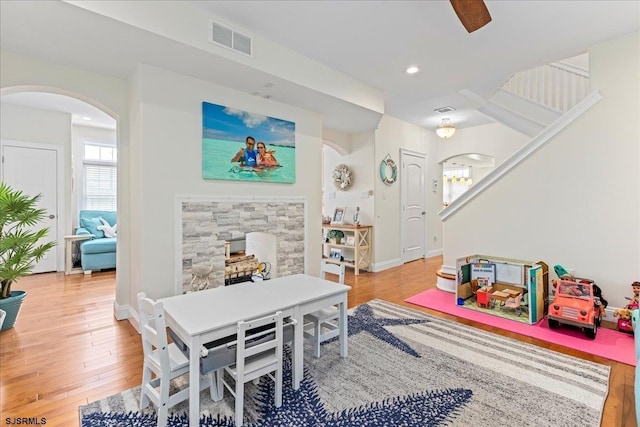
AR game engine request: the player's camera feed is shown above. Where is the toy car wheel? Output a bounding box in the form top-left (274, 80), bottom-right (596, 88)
top-left (548, 318), bottom-right (559, 329)
top-left (595, 314), bottom-right (601, 327)
top-left (585, 320), bottom-right (597, 339)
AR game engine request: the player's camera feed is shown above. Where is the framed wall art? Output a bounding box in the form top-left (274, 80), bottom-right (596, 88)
top-left (202, 102), bottom-right (296, 183)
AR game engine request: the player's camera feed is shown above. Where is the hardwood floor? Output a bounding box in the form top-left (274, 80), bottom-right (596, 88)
top-left (0, 257), bottom-right (635, 426)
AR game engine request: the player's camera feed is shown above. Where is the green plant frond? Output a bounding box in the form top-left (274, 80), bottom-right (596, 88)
top-left (0, 183), bottom-right (55, 292)
top-left (0, 263), bottom-right (33, 283)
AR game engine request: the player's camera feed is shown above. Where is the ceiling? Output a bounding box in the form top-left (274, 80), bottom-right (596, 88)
top-left (2, 92), bottom-right (116, 130)
top-left (1, 1), bottom-right (638, 135)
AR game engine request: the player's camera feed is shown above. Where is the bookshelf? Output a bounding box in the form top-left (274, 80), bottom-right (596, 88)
top-left (322, 224), bottom-right (372, 275)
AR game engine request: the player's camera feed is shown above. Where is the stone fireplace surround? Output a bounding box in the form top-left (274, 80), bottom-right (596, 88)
top-left (179, 197), bottom-right (306, 292)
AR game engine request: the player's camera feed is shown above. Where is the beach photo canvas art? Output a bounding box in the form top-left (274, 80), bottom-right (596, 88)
top-left (202, 102), bottom-right (296, 183)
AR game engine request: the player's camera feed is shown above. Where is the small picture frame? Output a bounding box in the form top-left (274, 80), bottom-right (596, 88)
top-left (345, 236), bottom-right (355, 246)
top-left (330, 248), bottom-right (342, 260)
top-left (331, 207), bottom-right (346, 225)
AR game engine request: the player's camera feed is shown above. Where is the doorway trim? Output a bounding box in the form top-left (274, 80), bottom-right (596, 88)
top-left (0, 139), bottom-right (66, 272)
top-left (399, 148), bottom-right (427, 264)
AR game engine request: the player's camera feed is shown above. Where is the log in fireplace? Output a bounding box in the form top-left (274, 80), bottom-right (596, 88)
top-left (224, 254), bottom-right (260, 285)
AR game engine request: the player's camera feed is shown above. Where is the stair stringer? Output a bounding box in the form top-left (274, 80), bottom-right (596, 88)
top-left (439, 90), bottom-right (602, 222)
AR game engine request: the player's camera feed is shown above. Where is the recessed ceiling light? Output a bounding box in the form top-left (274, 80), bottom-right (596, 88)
top-left (406, 66), bottom-right (419, 75)
top-left (82, 116), bottom-right (93, 121)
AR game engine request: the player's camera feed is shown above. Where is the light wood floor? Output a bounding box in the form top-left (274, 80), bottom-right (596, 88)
top-left (0, 256), bottom-right (635, 426)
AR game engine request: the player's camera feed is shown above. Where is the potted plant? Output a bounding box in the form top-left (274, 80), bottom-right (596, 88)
top-left (0, 182), bottom-right (56, 331)
top-left (326, 229), bottom-right (345, 244)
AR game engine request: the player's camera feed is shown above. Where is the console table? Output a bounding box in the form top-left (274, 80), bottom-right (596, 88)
top-left (322, 224), bottom-right (372, 275)
top-left (64, 234), bottom-right (93, 275)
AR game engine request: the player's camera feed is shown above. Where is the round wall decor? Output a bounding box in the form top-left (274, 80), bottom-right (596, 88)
top-left (380, 155), bottom-right (397, 185)
top-left (333, 164), bottom-right (353, 191)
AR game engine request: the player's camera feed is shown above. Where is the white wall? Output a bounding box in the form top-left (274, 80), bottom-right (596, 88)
top-left (131, 64), bottom-right (324, 301)
top-left (438, 122), bottom-right (529, 166)
top-left (442, 32), bottom-right (640, 309)
top-left (0, 103), bottom-right (71, 268)
top-left (323, 131), bottom-right (375, 226)
top-left (373, 115), bottom-right (441, 269)
top-left (1, 49), bottom-right (130, 312)
top-left (321, 117), bottom-right (528, 269)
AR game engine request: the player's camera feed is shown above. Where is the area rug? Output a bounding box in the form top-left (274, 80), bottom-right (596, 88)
top-left (79, 299), bottom-right (610, 427)
top-left (406, 288), bottom-right (635, 366)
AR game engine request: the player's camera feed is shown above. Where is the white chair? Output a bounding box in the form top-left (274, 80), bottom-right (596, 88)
top-left (303, 261), bottom-right (345, 358)
top-left (137, 292), bottom-right (215, 427)
top-left (0, 309), bottom-right (6, 330)
top-left (216, 311), bottom-right (284, 427)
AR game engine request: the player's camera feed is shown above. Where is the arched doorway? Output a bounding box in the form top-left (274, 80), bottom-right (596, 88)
top-left (1, 86), bottom-right (118, 274)
top-left (441, 153), bottom-right (495, 207)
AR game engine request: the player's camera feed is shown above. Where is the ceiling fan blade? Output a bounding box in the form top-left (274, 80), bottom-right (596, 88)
top-left (450, 0), bottom-right (492, 33)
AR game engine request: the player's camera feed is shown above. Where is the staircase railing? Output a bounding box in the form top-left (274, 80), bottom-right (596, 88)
top-left (500, 61), bottom-right (590, 113)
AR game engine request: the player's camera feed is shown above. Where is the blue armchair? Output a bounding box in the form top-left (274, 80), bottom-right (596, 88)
top-left (76, 210), bottom-right (117, 273)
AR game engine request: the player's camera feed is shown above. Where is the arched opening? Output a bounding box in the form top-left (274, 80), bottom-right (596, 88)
top-left (1, 86), bottom-right (119, 278)
top-left (441, 153), bottom-right (495, 207)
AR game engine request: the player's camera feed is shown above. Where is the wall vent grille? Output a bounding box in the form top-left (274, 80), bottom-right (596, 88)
top-left (209, 20), bottom-right (252, 56)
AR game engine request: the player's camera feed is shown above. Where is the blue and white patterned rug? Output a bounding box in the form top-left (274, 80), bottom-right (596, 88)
top-left (79, 299), bottom-right (610, 426)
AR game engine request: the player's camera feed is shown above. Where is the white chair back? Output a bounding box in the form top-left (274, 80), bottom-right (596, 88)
top-left (0, 309), bottom-right (6, 330)
top-left (305, 261), bottom-right (345, 358)
top-left (321, 260), bottom-right (346, 284)
top-left (137, 292), bottom-right (214, 427)
top-left (220, 311), bottom-right (284, 427)
top-left (138, 293), bottom-right (172, 372)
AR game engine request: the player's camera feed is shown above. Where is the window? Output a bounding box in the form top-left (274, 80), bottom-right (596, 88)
top-left (80, 141), bottom-right (117, 210)
top-left (443, 165), bottom-right (472, 206)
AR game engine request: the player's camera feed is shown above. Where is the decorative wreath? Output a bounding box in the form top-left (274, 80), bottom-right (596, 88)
top-left (380, 156), bottom-right (397, 185)
top-left (332, 164), bottom-right (353, 191)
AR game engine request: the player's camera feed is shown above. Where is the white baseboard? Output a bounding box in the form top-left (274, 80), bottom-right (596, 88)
top-left (426, 248), bottom-right (443, 258)
top-left (370, 258), bottom-right (403, 273)
top-left (113, 301), bottom-right (141, 334)
top-left (113, 300), bottom-right (129, 320)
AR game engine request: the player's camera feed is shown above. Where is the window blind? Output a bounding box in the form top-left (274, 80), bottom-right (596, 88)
top-left (82, 163), bottom-right (116, 210)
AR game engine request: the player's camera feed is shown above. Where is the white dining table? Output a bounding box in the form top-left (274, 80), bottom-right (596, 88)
top-left (159, 273), bottom-right (351, 426)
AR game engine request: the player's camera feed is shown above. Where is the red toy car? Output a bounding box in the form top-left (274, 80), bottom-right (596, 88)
top-left (548, 279), bottom-right (600, 339)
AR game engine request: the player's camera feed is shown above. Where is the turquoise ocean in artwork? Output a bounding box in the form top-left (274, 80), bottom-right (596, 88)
top-left (202, 138), bottom-right (296, 183)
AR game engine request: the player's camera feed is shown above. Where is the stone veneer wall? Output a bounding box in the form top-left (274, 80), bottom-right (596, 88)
top-left (181, 198), bottom-right (305, 292)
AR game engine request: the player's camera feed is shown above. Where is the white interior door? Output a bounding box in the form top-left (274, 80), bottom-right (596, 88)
top-left (1, 142), bottom-right (60, 273)
top-left (401, 149), bottom-right (426, 263)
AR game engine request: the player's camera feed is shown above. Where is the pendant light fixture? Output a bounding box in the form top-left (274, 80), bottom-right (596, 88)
top-left (436, 118), bottom-right (456, 139)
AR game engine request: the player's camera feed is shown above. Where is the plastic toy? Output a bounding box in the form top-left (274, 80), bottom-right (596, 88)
top-left (615, 308), bottom-right (634, 333)
top-left (631, 281), bottom-right (640, 305)
top-left (548, 279), bottom-right (600, 339)
top-left (617, 281), bottom-right (640, 333)
top-left (592, 284), bottom-right (608, 318)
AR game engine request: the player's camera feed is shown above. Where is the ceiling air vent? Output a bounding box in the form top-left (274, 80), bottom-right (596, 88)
top-left (434, 106), bottom-right (456, 114)
top-left (209, 20), bottom-right (252, 57)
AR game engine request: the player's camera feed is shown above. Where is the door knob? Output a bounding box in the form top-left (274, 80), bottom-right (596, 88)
top-left (48, 214), bottom-right (56, 219)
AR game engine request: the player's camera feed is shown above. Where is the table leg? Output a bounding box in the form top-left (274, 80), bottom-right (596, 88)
top-left (65, 239), bottom-right (72, 275)
top-left (339, 298), bottom-right (348, 357)
top-left (189, 336), bottom-right (201, 427)
top-left (292, 306), bottom-right (302, 390)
